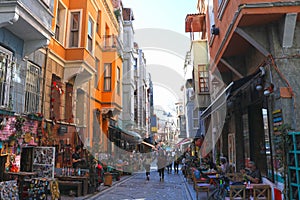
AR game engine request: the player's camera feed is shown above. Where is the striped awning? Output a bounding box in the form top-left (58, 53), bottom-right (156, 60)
top-left (176, 138), bottom-right (191, 146)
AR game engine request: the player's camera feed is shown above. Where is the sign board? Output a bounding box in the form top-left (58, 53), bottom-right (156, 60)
top-left (58, 125), bottom-right (68, 134)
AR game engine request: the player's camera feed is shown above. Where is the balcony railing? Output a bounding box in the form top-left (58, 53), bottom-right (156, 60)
top-left (101, 35), bottom-right (124, 55)
top-left (101, 35), bottom-right (118, 51)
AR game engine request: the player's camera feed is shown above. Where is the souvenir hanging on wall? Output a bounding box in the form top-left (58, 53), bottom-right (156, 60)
top-left (24, 132), bottom-right (32, 143)
top-left (27, 178), bottom-right (48, 200)
top-left (32, 147), bottom-right (55, 178)
top-left (0, 180), bottom-right (18, 199)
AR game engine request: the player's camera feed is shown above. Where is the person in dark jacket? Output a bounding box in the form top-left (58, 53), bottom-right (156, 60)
top-left (241, 161), bottom-right (262, 183)
top-left (157, 150), bottom-right (167, 181)
top-left (72, 145), bottom-right (84, 169)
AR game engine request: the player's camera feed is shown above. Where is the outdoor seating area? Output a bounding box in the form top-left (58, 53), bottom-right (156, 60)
top-left (183, 160), bottom-right (273, 199)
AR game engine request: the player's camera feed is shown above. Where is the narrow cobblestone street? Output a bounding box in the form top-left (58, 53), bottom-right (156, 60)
top-left (81, 165), bottom-right (209, 200)
top-left (89, 169), bottom-right (192, 200)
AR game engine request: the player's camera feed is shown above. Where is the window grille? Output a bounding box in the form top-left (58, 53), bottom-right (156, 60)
top-left (24, 63), bottom-right (41, 113)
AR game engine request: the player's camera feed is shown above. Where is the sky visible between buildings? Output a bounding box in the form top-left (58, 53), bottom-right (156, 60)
top-left (122, 0), bottom-right (198, 114)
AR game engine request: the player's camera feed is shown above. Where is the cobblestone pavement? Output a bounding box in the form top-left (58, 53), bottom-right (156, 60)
top-left (56, 166), bottom-right (210, 200)
top-left (89, 169), bottom-right (192, 200)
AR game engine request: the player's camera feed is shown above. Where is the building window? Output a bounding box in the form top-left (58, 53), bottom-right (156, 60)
top-left (65, 83), bottom-right (73, 122)
top-left (134, 58), bottom-right (137, 70)
top-left (103, 63), bottom-right (111, 91)
top-left (94, 58), bottom-right (100, 89)
top-left (198, 65), bottom-right (209, 93)
top-left (87, 17), bottom-right (94, 52)
top-left (69, 11), bottom-right (80, 47)
top-left (96, 10), bottom-right (101, 35)
top-left (117, 67), bottom-right (120, 95)
top-left (0, 47), bottom-right (27, 113)
top-left (0, 48), bottom-right (13, 108)
top-left (51, 74), bottom-right (62, 121)
top-left (76, 88), bottom-right (85, 125)
top-left (25, 63), bottom-right (41, 113)
top-left (55, 2), bottom-right (66, 43)
top-left (193, 109), bottom-right (199, 129)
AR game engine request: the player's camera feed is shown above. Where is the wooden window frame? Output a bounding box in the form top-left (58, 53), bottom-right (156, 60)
top-left (103, 63), bottom-right (111, 91)
top-left (198, 65), bottom-right (209, 93)
top-left (69, 11), bottom-right (80, 47)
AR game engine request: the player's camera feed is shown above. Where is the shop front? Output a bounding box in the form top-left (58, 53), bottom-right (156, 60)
top-left (0, 112), bottom-right (94, 199)
top-left (200, 67), bottom-right (288, 198)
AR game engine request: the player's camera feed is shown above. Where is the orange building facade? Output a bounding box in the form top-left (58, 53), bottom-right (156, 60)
top-left (43, 0), bottom-right (122, 163)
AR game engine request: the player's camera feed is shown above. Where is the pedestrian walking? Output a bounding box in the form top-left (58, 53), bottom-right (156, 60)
top-left (173, 152), bottom-right (180, 174)
top-left (157, 150), bottom-right (167, 181)
top-left (143, 154), bottom-right (152, 181)
top-left (166, 152), bottom-right (172, 174)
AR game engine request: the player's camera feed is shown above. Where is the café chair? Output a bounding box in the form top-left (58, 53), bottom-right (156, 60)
top-left (252, 184), bottom-right (271, 200)
top-left (192, 172), bottom-right (210, 199)
top-left (228, 185), bottom-right (246, 199)
top-left (226, 173), bottom-right (236, 182)
top-left (186, 167), bottom-right (194, 183)
top-left (192, 171), bottom-right (209, 189)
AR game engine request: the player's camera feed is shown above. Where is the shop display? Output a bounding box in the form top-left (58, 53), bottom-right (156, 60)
top-left (0, 180), bottom-right (19, 200)
top-left (33, 147), bottom-right (55, 178)
top-left (27, 178), bottom-right (49, 200)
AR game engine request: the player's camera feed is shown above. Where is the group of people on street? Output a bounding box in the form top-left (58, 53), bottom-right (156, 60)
top-left (141, 148), bottom-right (182, 182)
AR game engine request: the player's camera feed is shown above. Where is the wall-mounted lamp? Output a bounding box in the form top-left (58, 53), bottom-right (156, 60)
top-left (264, 83), bottom-right (274, 96)
top-left (255, 78), bottom-right (263, 91)
top-left (211, 25), bottom-right (219, 35)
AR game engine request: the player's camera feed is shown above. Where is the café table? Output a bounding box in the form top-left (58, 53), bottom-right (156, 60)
top-left (5, 171), bottom-right (38, 200)
top-left (55, 175), bottom-right (88, 196)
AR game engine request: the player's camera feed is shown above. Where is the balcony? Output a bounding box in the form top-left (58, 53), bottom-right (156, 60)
top-left (210, 0), bottom-right (300, 73)
top-left (101, 35), bottom-right (122, 54)
top-left (0, 0), bottom-right (54, 56)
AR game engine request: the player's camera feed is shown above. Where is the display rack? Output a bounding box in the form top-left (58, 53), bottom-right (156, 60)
top-left (288, 131), bottom-right (300, 200)
top-left (32, 147), bottom-right (55, 178)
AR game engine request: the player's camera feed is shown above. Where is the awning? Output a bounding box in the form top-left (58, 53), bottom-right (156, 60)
top-left (200, 82), bottom-right (233, 120)
top-left (176, 138), bottom-right (191, 146)
top-left (109, 125), bottom-right (142, 144)
top-left (141, 141), bottom-right (155, 148)
top-left (121, 129), bottom-right (142, 143)
top-left (200, 69), bottom-right (262, 120)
